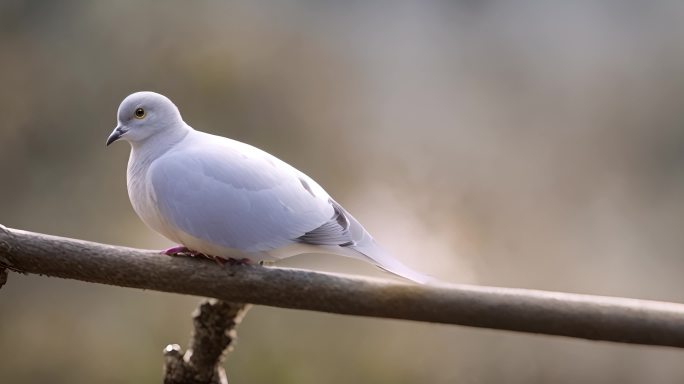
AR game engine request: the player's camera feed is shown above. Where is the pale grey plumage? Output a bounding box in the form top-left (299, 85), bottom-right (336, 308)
top-left (107, 91), bottom-right (433, 284)
top-left (149, 132), bottom-right (334, 252)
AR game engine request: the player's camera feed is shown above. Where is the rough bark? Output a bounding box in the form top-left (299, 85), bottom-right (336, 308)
top-left (2, 225), bottom-right (684, 348)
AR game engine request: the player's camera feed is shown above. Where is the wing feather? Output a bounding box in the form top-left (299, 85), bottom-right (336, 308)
top-left (297, 200), bottom-right (354, 246)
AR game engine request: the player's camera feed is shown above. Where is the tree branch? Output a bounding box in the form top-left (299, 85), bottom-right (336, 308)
top-left (2, 225), bottom-right (684, 348)
top-left (163, 300), bottom-right (250, 384)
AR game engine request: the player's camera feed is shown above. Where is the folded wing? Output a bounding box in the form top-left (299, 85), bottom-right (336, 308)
top-left (148, 136), bottom-right (335, 253)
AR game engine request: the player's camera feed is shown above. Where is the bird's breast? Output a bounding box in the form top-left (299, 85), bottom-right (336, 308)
top-left (127, 155), bottom-right (179, 243)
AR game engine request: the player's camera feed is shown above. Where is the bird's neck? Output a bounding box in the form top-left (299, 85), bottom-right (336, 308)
top-left (128, 123), bottom-right (192, 174)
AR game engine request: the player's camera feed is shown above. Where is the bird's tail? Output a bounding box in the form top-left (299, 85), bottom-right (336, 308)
top-left (323, 200), bottom-right (436, 284)
top-left (348, 239), bottom-right (436, 284)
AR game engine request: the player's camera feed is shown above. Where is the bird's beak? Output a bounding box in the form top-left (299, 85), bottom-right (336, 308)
top-left (106, 125), bottom-right (127, 146)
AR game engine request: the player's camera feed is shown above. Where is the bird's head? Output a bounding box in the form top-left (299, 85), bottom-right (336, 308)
top-left (106, 91), bottom-right (186, 147)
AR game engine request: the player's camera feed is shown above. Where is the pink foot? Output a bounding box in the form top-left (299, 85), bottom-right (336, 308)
top-left (162, 245), bottom-right (192, 256)
top-left (208, 254), bottom-right (229, 266)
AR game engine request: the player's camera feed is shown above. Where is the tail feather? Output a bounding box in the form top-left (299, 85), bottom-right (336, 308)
top-left (349, 240), bottom-right (436, 284)
top-left (324, 199), bottom-right (436, 284)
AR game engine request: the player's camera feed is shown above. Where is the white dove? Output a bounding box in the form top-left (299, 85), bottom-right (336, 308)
top-left (106, 91), bottom-right (432, 284)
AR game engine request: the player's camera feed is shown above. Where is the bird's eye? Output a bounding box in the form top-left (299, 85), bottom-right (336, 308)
top-left (134, 107), bottom-right (146, 119)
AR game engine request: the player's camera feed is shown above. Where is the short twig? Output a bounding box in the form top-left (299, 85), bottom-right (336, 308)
top-left (0, 268), bottom-right (7, 290)
top-left (163, 300), bottom-right (251, 384)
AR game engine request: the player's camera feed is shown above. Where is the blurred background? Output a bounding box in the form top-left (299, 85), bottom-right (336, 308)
top-left (2, 1), bottom-right (684, 383)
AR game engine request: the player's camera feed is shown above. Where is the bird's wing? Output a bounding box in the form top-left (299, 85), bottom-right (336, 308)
top-left (297, 200), bottom-right (355, 246)
top-left (147, 134), bottom-right (337, 253)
